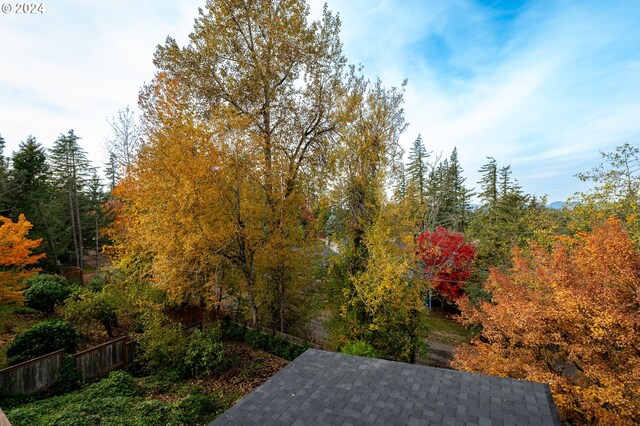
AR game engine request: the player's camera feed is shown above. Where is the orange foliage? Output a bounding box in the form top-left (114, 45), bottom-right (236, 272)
top-left (0, 214), bottom-right (44, 303)
top-left (454, 219), bottom-right (640, 425)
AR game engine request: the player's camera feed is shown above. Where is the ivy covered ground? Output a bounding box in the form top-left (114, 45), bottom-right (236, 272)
top-left (3, 341), bottom-right (287, 426)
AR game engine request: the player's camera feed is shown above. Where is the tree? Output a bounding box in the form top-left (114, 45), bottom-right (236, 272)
top-left (468, 158), bottom-right (530, 271)
top-left (477, 157), bottom-right (498, 207)
top-left (324, 73), bottom-right (425, 362)
top-left (0, 134), bottom-right (10, 211)
top-left (416, 227), bottom-right (475, 301)
top-left (105, 106), bottom-right (141, 181)
top-left (9, 136), bottom-right (59, 268)
top-left (141, 0), bottom-right (346, 331)
top-left (406, 135), bottom-right (429, 207)
top-left (0, 214), bottom-right (44, 303)
top-left (571, 142), bottom-right (640, 241)
top-left (454, 219), bottom-right (640, 424)
top-left (50, 130), bottom-right (92, 269)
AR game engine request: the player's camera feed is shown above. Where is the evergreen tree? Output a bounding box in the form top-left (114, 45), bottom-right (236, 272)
top-left (478, 157), bottom-right (498, 207)
top-left (104, 151), bottom-right (118, 192)
top-left (436, 148), bottom-right (473, 231)
top-left (9, 136), bottom-right (60, 269)
top-left (0, 134), bottom-right (10, 213)
top-left (406, 135), bottom-right (429, 206)
top-left (50, 130), bottom-right (92, 269)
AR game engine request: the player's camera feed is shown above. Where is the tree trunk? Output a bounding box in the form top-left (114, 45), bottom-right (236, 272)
top-left (279, 267), bottom-right (286, 333)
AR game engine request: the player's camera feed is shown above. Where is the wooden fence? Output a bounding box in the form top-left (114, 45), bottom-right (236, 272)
top-left (73, 337), bottom-right (130, 381)
top-left (0, 337), bottom-right (136, 395)
top-left (0, 350), bottom-right (65, 395)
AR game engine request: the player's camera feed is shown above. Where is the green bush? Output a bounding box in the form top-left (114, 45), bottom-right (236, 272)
top-left (47, 355), bottom-right (82, 395)
top-left (183, 327), bottom-right (229, 378)
top-left (23, 274), bottom-right (75, 314)
top-left (221, 320), bottom-right (307, 361)
top-left (138, 314), bottom-right (229, 379)
top-left (6, 320), bottom-right (79, 365)
top-left (177, 390), bottom-right (222, 424)
top-left (62, 289), bottom-right (118, 337)
top-left (341, 340), bottom-right (379, 358)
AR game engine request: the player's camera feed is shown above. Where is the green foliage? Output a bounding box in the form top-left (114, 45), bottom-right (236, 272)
top-left (48, 354), bottom-right (82, 395)
top-left (12, 306), bottom-right (41, 315)
top-left (23, 274), bottom-right (75, 314)
top-left (137, 314), bottom-right (229, 379)
top-left (4, 370), bottom-right (223, 426)
top-left (340, 340), bottom-right (378, 358)
top-left (183, 327), bottom-right (229, 379)
top-left (6, 320), bottom-right (79, 365)
top-left (177, 390), bottom-right (222, 424)
top-left (62, 288), bottom-right (118, 337)
top-left (221, 320), bottom-right (307, 361)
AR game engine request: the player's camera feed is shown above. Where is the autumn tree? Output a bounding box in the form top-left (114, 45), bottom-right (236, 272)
top-left (0, 214), bottom-right (44, 303)
top-left (416, 227), bottom-right (475, 301)
top-left (137, 0), bottom-right (346, 331)
top-left (453, 219), bottom-right (640, 424)
top-left (570, 142), bottom-right (640, 241)
top-left (324, 72), bottom-right (429, 362)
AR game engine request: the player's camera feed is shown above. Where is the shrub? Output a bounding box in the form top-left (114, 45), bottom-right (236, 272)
top-left (23, 274), bottom-right (75, 314)
top-left (6, 320), bottom-right (79, 365)
top-left (177, 390), bottom-right (222, 424)
top-left (137, 314), bottom-right (229, 379)
top-left (341, 340), bottom-right (378, 358)
top-left (62, 289), bottom-right (118, 337)
top-left (183, 327), bottom-right (229, 378)
top-left (47, 354), bottom-right (81, 395)
top-left (221, 320), bottom-right (307, 361)
top-left (13, 306), bottom-right (40, 315)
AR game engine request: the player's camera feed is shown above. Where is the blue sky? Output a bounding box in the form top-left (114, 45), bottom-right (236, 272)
top-left (1, 1), bottom-right (639, 201)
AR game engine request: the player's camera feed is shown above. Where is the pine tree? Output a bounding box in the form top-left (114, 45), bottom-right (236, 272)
top-left (8, 136), bottom-right (60, 269)
top-left (104, 151), bottom-right (118, 192)
top-left (50, 130), bottom-right (92, 269)
top-left (0, 134), bottom-right (10, 213)
top-left (478, 157), bottom-right (498, 206)
top-left (406, 135), bottom-right (429, 206)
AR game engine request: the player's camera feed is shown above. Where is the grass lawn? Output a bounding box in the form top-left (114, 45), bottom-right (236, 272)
top-left (425, 308), bottom-right (472, 347)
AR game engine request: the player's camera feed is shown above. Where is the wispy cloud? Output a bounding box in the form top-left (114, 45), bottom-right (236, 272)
top-left (0, 0), bottom-right (202, 165)
top-left (310, 0), bottom-right (640, 200)
top-left (2, 1), bottom-right (639, 202)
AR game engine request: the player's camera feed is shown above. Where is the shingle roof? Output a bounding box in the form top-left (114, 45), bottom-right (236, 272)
top-left (211, 349), bottom-right (561, 425)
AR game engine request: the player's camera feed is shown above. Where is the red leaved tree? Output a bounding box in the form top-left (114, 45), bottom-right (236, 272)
top-left (0, 214), bottom-right (45, 303)
top-left (416, 227), bottom-right (475, 300)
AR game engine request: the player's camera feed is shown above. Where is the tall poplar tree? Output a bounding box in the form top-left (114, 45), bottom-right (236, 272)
top-left (133, 0), bottom-right (346, 329)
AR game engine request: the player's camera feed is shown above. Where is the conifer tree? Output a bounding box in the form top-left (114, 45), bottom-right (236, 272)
top-left (50, 130), bottom-right (92, 269)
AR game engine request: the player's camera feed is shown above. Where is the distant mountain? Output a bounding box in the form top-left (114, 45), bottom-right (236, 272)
top-left (548, 201), bottom-right (577, 210)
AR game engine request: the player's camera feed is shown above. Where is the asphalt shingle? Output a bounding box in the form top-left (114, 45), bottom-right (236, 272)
top-left (211, 349), bottom-right (561, 425)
